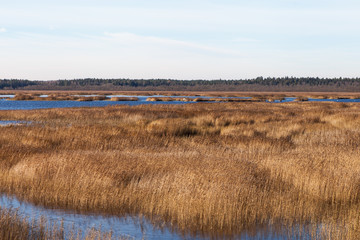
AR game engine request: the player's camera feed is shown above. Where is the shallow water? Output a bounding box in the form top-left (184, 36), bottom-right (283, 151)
top-left (0, 95), bottom-right (15, 98)
top-left (269, 97), bottom-right (360, 103)
top-left (0, 193), bottom-right (300, 240)
top-left (307, 98), bottom-right (360, 103)
top-left (0, 120), bottom-right (30, 126)
top-left (0, 194), bottom-right (185, 240)
top-left (0, 95), bottom-right (359, 111)
top-left (0, 98), bottom-right (191, 110)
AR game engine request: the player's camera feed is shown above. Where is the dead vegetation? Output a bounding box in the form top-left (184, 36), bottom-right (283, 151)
top-left (0, 102), bottom-right (360, 239)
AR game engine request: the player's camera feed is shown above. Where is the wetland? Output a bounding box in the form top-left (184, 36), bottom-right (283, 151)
top-left (0, 93), bottom-right (360, 239)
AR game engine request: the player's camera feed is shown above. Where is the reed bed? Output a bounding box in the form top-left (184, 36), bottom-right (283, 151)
top-left (12, 94), bottom-right (36, 100)
top-left (0, 102), bottom-right (360, 239)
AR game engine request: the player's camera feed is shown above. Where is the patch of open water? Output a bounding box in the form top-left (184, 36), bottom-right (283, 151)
top-left (0, 194), bottom-right (185, 240)
top-left (0, 120), bottom-right (31, 126)
top-left (0, 194), bottom-right (302, 240)
top-left (0, 99), bottom-right (192, 110)
top-left (0, 95), bottom-right (359, 111)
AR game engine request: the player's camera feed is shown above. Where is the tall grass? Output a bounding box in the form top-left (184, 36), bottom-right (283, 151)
top-left (0, 102), bottom-right (360, 238)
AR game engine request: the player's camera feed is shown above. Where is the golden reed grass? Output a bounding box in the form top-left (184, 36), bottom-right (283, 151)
top-left (0, 102), bottom-right (360, 238)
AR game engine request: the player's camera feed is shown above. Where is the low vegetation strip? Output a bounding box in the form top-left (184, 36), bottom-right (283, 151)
top-left (0, 102), bottom-right (360, 239)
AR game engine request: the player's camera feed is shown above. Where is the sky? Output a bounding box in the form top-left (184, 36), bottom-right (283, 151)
top-left (1, 0), bottom-right (360, 80)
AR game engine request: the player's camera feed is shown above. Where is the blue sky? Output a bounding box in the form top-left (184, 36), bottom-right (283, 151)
top-left (1, 0), bottom-right (359, 80)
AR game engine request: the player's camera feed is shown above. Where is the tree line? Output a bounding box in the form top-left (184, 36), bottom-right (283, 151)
top-left (0, 79), bottom-right (37, 90)
top-left (1, 77), bottom-right (360, 91)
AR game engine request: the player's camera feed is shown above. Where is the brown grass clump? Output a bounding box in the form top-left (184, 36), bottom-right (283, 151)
top-left (146, 97), bottom-right (176, 101)
top-left (12, 94), bottom-right (35, 100)
top-left (110, 97), bottom-right (139, 101)
top-left (329, 96), bottom-right (350, 100)
top-left (76, 96), bottom-right (108, 101)
top-left (192, 98), bottom-right (209, 102)
top-left (267, 96), bottom-right (285, 102)
top-left (1, 102), bottom-right (360, 239)
top-left (76, 96), bottom-right (109, 101)
top-left (350, 95), bottom-right (360, 100)
top-left (146, 97), bottom-right (163, 101)
top-left (313, 95), bottom-right (329, 99)
top-left (91, 96), bottom-right (108, 101)
top-left (295, 96), bottom-right (309, 101)
top-left (77, 97), bottom-right (94, 101)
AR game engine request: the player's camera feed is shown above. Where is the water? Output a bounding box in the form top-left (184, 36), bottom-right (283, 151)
top-left (307, 98), bottom-right (360, 103)
top-left (0, 120), bottom-right (30, 126)
top-left (1, 95), bottom-right (359, 111)
top-left (0, 98), bottom-right (191, 110)
top-left (0, 194), bottom-right (306, 240)
top-left (0, 194), bottom-right (187, 240)
top-left (0, 95), bottom-right (15, 98)
top-left (268, 97), bottom-right (360, 103)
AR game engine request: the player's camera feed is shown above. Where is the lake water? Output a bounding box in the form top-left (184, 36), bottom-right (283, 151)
top-left (0, 95), bottom-right (359, 111)
top-left (0, 98), bottom-right (191, 110)
top-left (0, 95), bottom-right (251, 110)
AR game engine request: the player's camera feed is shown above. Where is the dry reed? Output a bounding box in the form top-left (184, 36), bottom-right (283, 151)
top-left (0, 102), bottom-right (360, 239)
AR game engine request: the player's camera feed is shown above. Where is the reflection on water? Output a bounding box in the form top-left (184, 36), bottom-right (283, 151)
top-left (0, 194), bottom-right (324, 240)
top-left (0, 194), bottom-right (184, 240)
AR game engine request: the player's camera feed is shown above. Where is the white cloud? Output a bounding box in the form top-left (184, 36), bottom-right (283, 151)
top-left (0, 28), bottom-right (7, 33)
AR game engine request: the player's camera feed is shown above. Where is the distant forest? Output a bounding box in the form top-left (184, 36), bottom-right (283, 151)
top-left (1, 77), bottom-right (360, 92)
